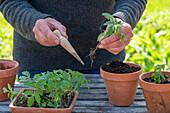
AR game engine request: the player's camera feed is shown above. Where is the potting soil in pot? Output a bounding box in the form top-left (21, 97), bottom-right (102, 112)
top-left (0, 63), bottom-right (13, 70)
top-left (143, 75), bottom-right (170, 84)
top-left (102, 61), bottom-right (141, 73)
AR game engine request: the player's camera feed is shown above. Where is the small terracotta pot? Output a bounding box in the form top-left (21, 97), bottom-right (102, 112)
top-left (0, 59), bottom-right (19, 102)
top-left (139, 71), bottom-right (170, 113)
top-left (9, 88), bottom-right (79, 113)
top-left (100, 63), bottom-right (143, 106)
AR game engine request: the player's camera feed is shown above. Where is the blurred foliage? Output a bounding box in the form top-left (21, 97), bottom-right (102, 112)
top-left (0, 0), bottom-right (170, 72)
top-left (125, 0), bottom-right (170, 72)
top-left (0, 12), bottom-right (13, 59)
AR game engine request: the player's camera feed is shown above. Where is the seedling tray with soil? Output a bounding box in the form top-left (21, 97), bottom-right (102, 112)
top-left (13, 89), bottom-right (76, 108)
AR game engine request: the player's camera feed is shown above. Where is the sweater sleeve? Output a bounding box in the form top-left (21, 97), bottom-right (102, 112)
top-left (113, 0), bottom-right (147, 29)
top-left (0, 0), bottom-right (52, 42)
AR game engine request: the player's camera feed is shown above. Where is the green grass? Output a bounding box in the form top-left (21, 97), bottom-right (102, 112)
top-left (0, 0), bottom-right (170, 72)
top-left (0, 12), bottom-right (13, 59)
top-left (125, 0), bottom-right (170, 72)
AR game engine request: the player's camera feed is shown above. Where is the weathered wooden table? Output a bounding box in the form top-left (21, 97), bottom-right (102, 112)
top-left (0, 74), bottom-right (148, 113)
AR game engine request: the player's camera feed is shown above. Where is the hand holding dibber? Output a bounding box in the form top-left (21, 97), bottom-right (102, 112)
top-left (53, 30), bottom-right (84, 65)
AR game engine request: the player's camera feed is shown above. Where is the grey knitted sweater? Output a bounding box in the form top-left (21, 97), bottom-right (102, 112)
top-left (0, 0), bottom-right (147, 71)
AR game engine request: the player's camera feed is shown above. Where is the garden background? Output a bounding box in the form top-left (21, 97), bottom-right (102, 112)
top-left (0, 0), bottom-right (170, 73)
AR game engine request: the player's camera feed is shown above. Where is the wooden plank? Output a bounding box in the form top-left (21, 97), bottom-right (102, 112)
top-left (0, 106), bottom-right (11, 113)
top-left (74, 100), bottom-right (146, 107)
top-left (77, 94), bottom-right (144, 101)
top-left (14, 83), bottom-right (142, 89)
top-left (0, 104), bottom-right (148, 113)
top-left (13, 88), bottom-right (143, 94)
top-left (0, 101), bottom-right (147, 112)
top-left (72, 107), bottom-right (148, 113)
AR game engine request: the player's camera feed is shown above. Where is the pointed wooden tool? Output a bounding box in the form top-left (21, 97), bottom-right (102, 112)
top-left (53, 30), bottom-right (84, 65)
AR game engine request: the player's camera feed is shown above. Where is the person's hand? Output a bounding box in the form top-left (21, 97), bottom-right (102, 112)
top-left (98, 18), bottom-right (133, 55)
top-left (33, 17), bottom-right (68, 46)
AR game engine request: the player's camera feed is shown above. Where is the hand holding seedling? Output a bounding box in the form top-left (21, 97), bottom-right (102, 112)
top-left (87, 13), bottom-right (133, 66)
top-left (33, 17), bottom-right (68, 46)
top-left (98, 18), bottom-right (133, 55)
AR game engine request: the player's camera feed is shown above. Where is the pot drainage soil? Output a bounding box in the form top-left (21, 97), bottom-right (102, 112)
top-left (102, 61), bottom-right (141, 73)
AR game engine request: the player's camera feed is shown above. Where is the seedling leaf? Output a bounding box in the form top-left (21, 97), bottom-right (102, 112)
top-left (97, 33), bottom-right (104, 41)
top-left (28, 96), bottom-right (34, 107)
top-left (35, 92), bottom-right (41, 104)
top-left (3, 87), bottom-right (9, 93)
top-left (24, 90), bottom-right (34, 95)
top-left (7, 84), bottom-right (13, 92)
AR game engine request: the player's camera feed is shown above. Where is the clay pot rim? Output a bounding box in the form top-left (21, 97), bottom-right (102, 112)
top-left (139, 71), bottom-right (170, 86)
top-left (0, 59), bottom-right (19, 72)
top-left (100, 62), bottom-right (143, 75)
top-left (9, 88), bottom-right (79, 110)
top-left (100, 62), bottom-right (143, 81)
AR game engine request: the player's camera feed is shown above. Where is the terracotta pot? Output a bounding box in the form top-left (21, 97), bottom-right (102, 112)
top-left (0, 59), bottom-right (19, 102)
top-left (100, 63), bottom-right (143, 106)
top-left (9, 88), bottom-right (79, 113)
top-left (139, 71), bottom-right (170, 113)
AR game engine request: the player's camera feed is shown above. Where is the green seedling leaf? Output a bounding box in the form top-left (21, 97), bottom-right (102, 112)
top-left (158, 77), bottom-right (161, 83)
top-left (23, 90), bottom-right (34, 95)
top-left (10, 95), bottom-right (14, 101)
top-left (71, 76), bottom-right (78, 83)
top-left (61, 80), bottom-right (69, 90)
top-left (22, 71), bottom-right (30, 79)
top-left (33, 74), bottom-right (41, 81)
top-left (28, 96), bottom-right (34, 107)
top-left (97, 33), bottom-right (104, 41)
top-left (36, 79), bottom-right (46, 89)
top-left (48, 78), bottom-right (54, 91)
top-left (34, 92), bottom-right (41, 104)
top-left (8, 93), bottom-right (10, 98)
top-left (42, 102), bottom-right (46, 107)
top-left (44, 85), bottom-right (49, 92)
top-left (7, 84), bottom-right (13, 92)
top-left (86, 81), bottom-right (90, 90)
top-left (56, 81), bottom-right (61, 88)
top-left (77, 79), bottom-right (83, 92)
top-left (20, 76), bottom-right (28, 81)
top-left (161, 74), bottom-right (165, 80)
top-left (54, 76), bottom-right (61, 81)
top-left (49, 91), bottom-right (56, 97)
top-left (102, 13), bottom-right (114, 21)
top-left (114, 25), bottom-right (119, 36)
top-left (3, 87), bottom-right (9, 93)
top-left (24, 80), bottom-right (35, 88)
top-left (36, 87), bottom-right (43, 96)
top-left (106, 25), bottom-right (114, 36)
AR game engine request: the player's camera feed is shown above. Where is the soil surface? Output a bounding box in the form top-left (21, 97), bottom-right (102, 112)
top-left (143, 75), bottom-right (170, 84)
top-left (102, 61), bottom-right (141, 73)
top-left (14, 91), bottom-right (74, 108)
top-left (0, 63), bottom-right (13, 70)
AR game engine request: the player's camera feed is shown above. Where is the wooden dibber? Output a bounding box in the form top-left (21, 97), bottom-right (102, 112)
top-left (53, 30), bottom-right (84, 65)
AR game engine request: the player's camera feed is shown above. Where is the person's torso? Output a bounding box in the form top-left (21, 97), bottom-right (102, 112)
top-left (13, 0), bottom-right (125, 71)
